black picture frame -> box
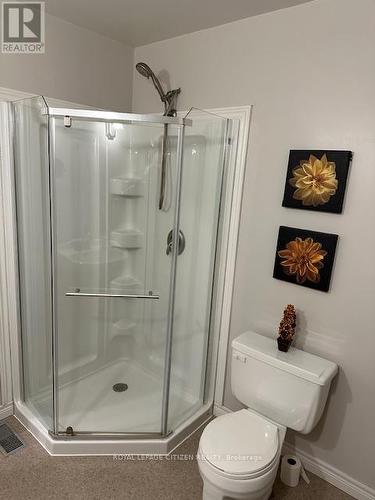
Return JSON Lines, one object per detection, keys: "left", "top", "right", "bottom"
{"left": 273, "top": 226, "right": 338, "bottom": 292}
{"left": 282, "top": 150, "right": 352, "bottom": 213}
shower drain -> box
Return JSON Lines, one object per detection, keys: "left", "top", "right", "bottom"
{"left": 113, "top": 383, "right": 128, "bottom": 392}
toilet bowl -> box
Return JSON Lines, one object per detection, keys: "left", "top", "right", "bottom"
{"left": 198, "top": 331, "right": 338, "bottom": 500}
{"left": 198, "top": 409, "right": 286, "bottom": 500}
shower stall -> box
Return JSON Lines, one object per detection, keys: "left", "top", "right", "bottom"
{"left": 12, "top": 96, "right": 234, "bottom": 453}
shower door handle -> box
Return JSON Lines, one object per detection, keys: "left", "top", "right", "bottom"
{"left": 65, "top": 291, "right": 159, "bottom": 299}
{"left": 166, "top": 229, "right": 185, "bottom": 256}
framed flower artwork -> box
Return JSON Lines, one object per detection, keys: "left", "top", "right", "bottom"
{"left": 282, "top": 150, "right": 352, "bottom": 213}
{"left": 273, "top": 226, "right": 338, "bottom": 292}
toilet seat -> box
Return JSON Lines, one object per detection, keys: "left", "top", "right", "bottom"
{"left": 199, "top": 410, "right": 279, "bottom": 479}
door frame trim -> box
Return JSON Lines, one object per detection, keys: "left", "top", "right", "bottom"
{"left": 0, "top": 102, "right": 18, "bottom": 413}
{"left": 0, "top": 92, "right": 33, "bottom": 414}
{"left": 205, "top": 106, "right": 252, "bottom": 407}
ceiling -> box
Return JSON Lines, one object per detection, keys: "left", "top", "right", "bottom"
{"left": 45, "top": 0, "right": 315, "bottom": 47}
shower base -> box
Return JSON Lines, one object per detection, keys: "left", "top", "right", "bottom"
{"left": 14, "top": 360, "right": 212, "bottom": 455}
{"left": 56, "top": 360, "right": 195, "bottom": 433}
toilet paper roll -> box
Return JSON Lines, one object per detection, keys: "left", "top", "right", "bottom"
{"left": 280, "top": 455, "right": 309, "bottom": 487}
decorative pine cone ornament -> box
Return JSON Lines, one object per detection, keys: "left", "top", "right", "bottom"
{"left": 277, "top": 304, "right": 296, "bottom": 352}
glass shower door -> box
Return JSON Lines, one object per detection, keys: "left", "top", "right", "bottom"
{"left": 167, "top": 109, "right": 229, "bottom": 430}
{"left": 51, "top": 116, "right": 181, "bottom": 435}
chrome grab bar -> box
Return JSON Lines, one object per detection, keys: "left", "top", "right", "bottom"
{"left": 65, "top": 292, "right": 159, "bottom": 299}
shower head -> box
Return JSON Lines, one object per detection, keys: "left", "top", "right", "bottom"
{"left": 136, "top": 61, "right": 181, "bottom": 116}
{"left": 135, "top": 62, "right": 153, "bottom": 79}
{"left": 136, "top": 62, "right": 166, "bottom": 104}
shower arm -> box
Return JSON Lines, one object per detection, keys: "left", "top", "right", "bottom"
{"left": 163, "top": 88, "right": 181, "bottom": 117}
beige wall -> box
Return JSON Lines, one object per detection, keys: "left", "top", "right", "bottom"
{"left": 0, "top": 14, "right": 133, "bottom": 110}
{"left": 133, "top": 0, "right": 375, "bottom": 490}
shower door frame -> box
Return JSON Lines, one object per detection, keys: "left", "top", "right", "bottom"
{"left": 45, "top": 106, "right": 192, "bottom": 439}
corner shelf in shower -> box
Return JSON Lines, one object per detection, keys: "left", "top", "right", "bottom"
{"left": 109, "top": 318, "right": 137, "bottom": 340}
{"left": 58, "top": 240, "right": 124, "bottom": 265}
{"left": 110, "top": 230, "right": 144, "bottom": 249}
{"left": 110, "top": 177, "right": 144, "bottom": 197}
{"left": 110, "top": 275, "right": 143, "bottom": 293}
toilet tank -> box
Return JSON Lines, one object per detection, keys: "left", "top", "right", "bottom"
{"left": 231, "top": 331, "right": 338, "bottom": 434}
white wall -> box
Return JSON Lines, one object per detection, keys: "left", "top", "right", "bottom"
{"left": 0, "top": 14, "right": 133, "bottom": 111}
{"left": 133, "top": 0, "right": 375, "bottom": 492}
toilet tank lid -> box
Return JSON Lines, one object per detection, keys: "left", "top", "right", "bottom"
{"left": 232, "top": 332, "right": 338, "bottom": 386}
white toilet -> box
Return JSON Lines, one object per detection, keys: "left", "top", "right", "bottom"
{"left": 198, "top": 331, "right": 338, "bottom": 500}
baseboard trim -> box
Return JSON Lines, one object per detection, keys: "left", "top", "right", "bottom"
{"left": 0, "top": 402, "right": 13, "bottom": 420}
{"left": 214, "top": 405, "right": 374, "bottom": 500}
{"left": 282, "top": 442, "right": 375, "bottom": 500}
{"left": 213, "top": 404, "right": 232, "bottom": 416}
